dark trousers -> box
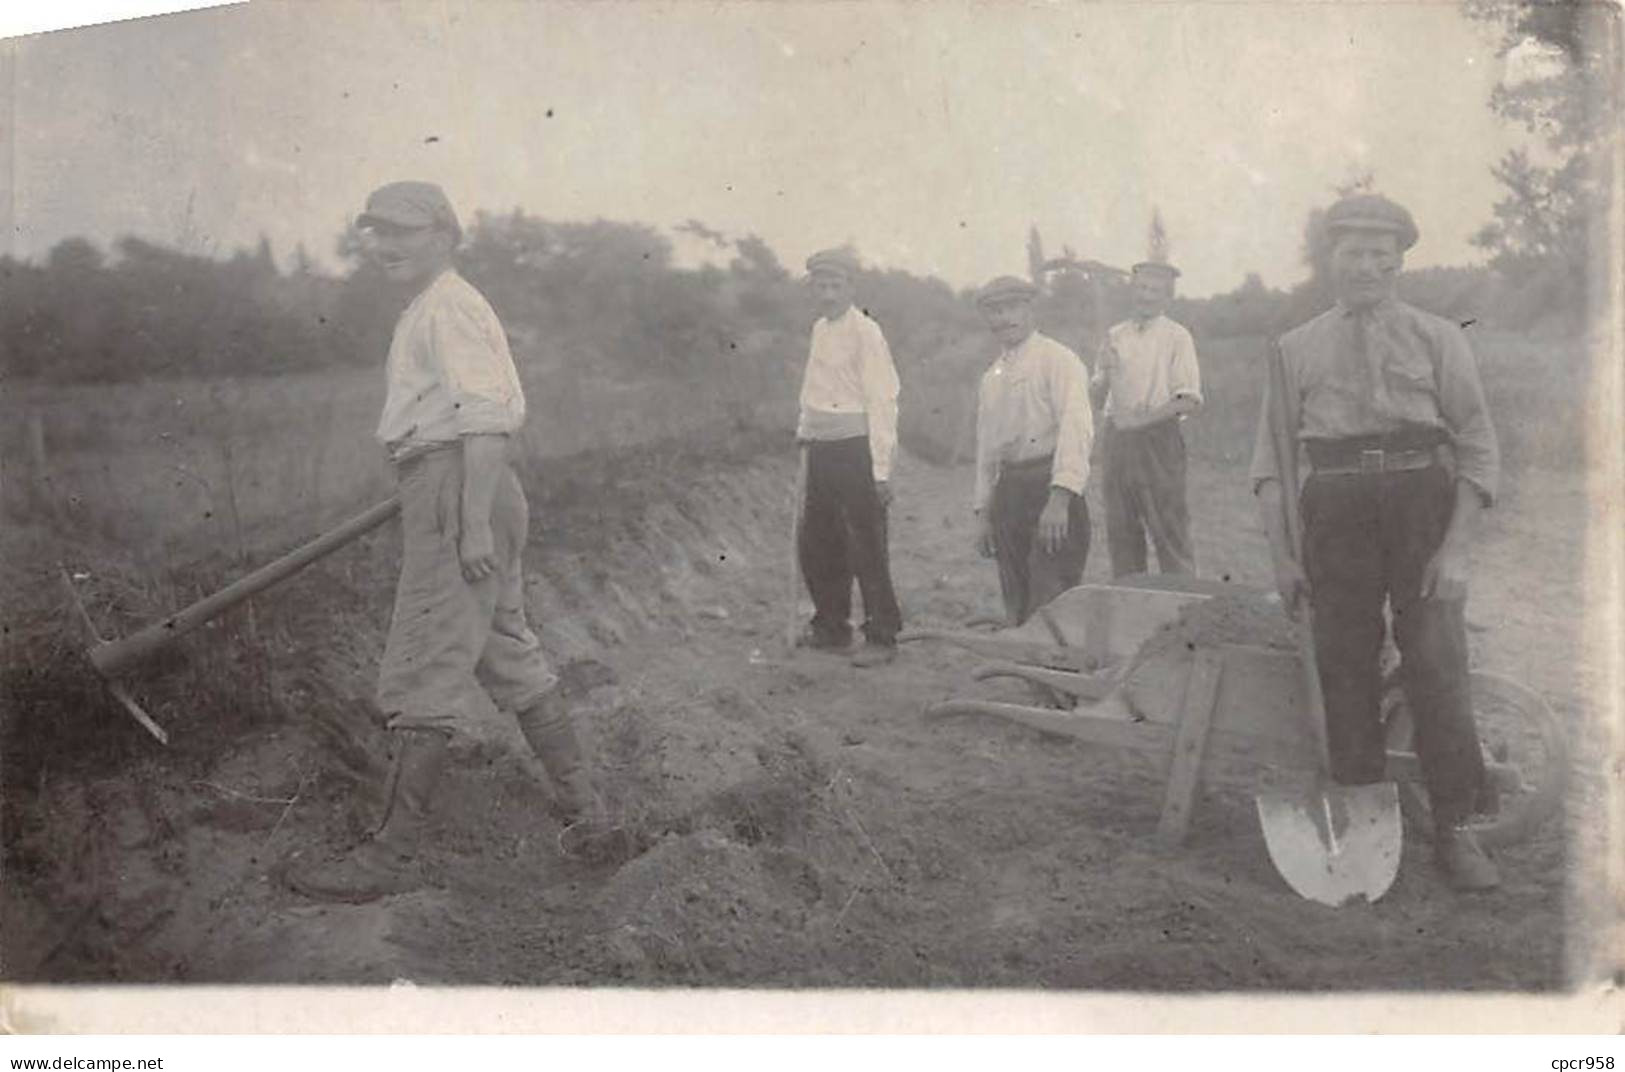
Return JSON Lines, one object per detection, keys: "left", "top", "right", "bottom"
{"left": 991, "top": 455, "right": 1091, "bottom": 626}
{"left": 798, "top": 437, "right": 903, "bottom": 645}
{"left": 1103, "top": 419, "right": 1196, "bottom": 577}
{"left": 1301, "top": 464, "right": 1486, "bottom": 826}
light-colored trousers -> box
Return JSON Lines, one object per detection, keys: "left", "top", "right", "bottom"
{"left": 377, "top": 446, "right": 557, "bottom": 732}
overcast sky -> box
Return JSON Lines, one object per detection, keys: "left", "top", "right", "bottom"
{"left": 3, "top": 1, "right": 1534, "bottom": 297}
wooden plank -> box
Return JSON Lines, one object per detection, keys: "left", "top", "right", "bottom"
{"left": 897, "top": 630, "right": 1093, "bottom": 672}
{"left": 926, "top": 699, "right": 1169, "bottom": 752}
{"left": 971, "top": 661, "right": 1118, "bottom": 701}
{"left": 1157, "top": 647, "right": 1224, "bottom": 845}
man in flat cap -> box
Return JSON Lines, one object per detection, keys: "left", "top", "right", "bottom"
{"left": 973, "top": 275, "right": 1094, "bottom": 625}
{"left": 1092, "top": 260, "right": 1202, "bottom": 578}
{"left": 1251, "top": 192, "right": 1502, "bottom": 891}
{"left": 794, "top": 247, "right": 904, "bottom": 667}
{"left": 288, "top": 181, "right": 618, "bottom": 903}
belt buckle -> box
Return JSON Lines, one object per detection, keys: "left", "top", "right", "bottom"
{"left": 1359, "top": 448, "right": 1385, "bottom": 474}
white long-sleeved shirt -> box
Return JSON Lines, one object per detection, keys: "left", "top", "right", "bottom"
{"left": 376, "top": 269, "right": 526, "bottom": 458}
{"left": 974, "top": 331, "right": 1094, "bottom": 512}
{"left": 1095, "top": 314, "right": 1202, "bottom": 419}
{"left": 796, "top": 305, "right": 901, "bottom": 482}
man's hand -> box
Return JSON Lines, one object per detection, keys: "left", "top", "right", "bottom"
{"left": 1421, "top": 541, "right": 1469, "bottom": 602}
{"left": 975, "top": 513, "right": 996, "bottom": 558}
{"left": 874, "top": 479, "right": 893, "bottom": 509}
{"left": 459, "top": 522, "right": 498, "bottom": 582}
{"left": 1272, "top": 555, "right": 1310, "bottom": 620}
{"left": 1037, "top": 489, "right": 1071, "bottom": 554}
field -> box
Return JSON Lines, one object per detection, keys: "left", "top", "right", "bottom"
{"left": 0, "top": 330, "right": 1614, "bottom": 999}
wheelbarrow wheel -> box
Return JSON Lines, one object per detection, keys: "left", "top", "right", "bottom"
{"left": 1381, "top": 670, "right": 1568, "bottom": 849}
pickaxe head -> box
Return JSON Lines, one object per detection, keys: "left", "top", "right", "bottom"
{"left": 60, "top": 566, "right": 169, "bottom": 745}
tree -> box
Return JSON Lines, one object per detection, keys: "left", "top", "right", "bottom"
{"left": 1146, "top": 207, "right": 1170, "bottom": 264}
{"left": 1465, "top": 0, "right": 1620, "bottom": 324}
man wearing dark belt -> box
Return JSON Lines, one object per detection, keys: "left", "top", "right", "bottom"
{"left": 795, "top": 247, "right": 904, "bottom": 668}
{"left": 1093, "top": 260, "right": 1202, "bottom": 577}
{"left": 973, "top": 275, "right": 1094, "bottom": 626}
{"left": 287, "top": 181, "right": 617, "bottom": 903}
{"left": 1250, "top": 193, "right": 1502, "bottom": 892}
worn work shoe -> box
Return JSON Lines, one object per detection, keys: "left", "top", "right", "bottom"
{"left": 1435, "top": 823, "right": 1501, "bottom": 892}
{"left": 283, "top": 838, "right": 423, "bottom": 904}
{"left": 285, "top": 727, "right": 451, "bottom": 904}
{"left": 798, "top": 626, "right": 854, "bottom": 653}
{"left": 515, "top": 690, "right": 628, "bottom": 863}
{"left": 850, "top": 643, "right": 897, "bottom": 668}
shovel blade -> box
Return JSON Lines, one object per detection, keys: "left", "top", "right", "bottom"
{"left": 1256, "top": 782, "right": 1402, "bottom": 906}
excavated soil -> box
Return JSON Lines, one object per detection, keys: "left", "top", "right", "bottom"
{"left": 0, "top": 434, "right": 1601, "bottom": 993}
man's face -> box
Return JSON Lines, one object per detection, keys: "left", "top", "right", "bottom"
{"left": 981, "top": 296, "right": 1036, "bottom": 349}
{"left": 810, "top": 272, "right": 854, "bottom": 320}
{"left": 1330, "top": 230, "right": 1402, "bottom": 310}
{"left": 1131, "top": 272, "right": 1173, "bottom": 319}
{"left": 361, "top": 220, "right": 454, "bottom": 288}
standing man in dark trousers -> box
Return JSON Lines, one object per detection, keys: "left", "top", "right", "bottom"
{"left": 795, "top": 247, "right": 904, "bottom": 668}
{"left": 973, "top": 276, "right": 1094, "bottom": 626}
{"left": 1251, "top": 193, "right": 1501, "bottom": 892}
{"left": 1093, "top": 260, "right": 1202, "bottom": 577}
{"left": 287, "top": 181, "right": 617, "bottom": 903}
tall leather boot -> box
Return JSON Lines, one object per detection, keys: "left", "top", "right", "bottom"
{"left": 286, "top": 727, "right": 451, "bottom": 903}
{"left": 514, "top": 690, "right": 622, "bottom": 861}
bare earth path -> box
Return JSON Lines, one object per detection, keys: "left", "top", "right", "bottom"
{"left": 10, "top": 446, "right": 1598, "bottom": 993}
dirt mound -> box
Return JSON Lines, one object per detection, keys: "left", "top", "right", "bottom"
{"left": 1130, "top": 590, "right": 1298, "bottom": 664}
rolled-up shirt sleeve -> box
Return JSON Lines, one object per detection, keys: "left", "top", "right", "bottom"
{"left": 1249, "top": 343, "right": 1291, "bottom": 493}
{"left": 860, "top": 319, "right": 901, "bottom": 482}
{"left": 1433, "top": 322, "right": 1499, "bottom": 506}
{"left": 1048, "top": 347, "right": 1093, "bottom": 496}
{"left": 1171, "top": 325, "right": 1203, "bottom": 403}
{"left": 973, "top": 376, "right": 997, "bottom": 513}
{"left": 429, "top": 301, "right": 525, "bottom": 437}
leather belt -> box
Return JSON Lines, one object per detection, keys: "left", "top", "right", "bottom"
{"left": 999, "top": 452, "right": 1055, "bottom": 477}
{"left": 1310, "top": 447, "right": 1438, "bottom": 476}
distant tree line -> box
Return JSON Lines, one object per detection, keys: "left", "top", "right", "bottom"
{"left": 0, "top": 199, "right": 1583, "bottom": 388}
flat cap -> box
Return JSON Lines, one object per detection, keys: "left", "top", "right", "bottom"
{"left": 1323, "top": 193, "right": 1418, "bottom": 251}
{"left": 976, "top": 275, "right": 1039, "bottom": 306}
{"left": 357, "top": 181, "right": 462, "bottom": 241}
{"left": 1131, "top": 261, "right": 1181, "bottom": 279}
{"left": 806, "top": 247, "right": 861, "bottom": 278}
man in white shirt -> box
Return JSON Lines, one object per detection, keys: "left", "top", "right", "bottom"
{"left": 288, "top": 181, "right": 618, "bottom": 903}
{"left": 1092, "top": 261, "right": 1202, "bottom": 578}
{"left": 795, "top": 247, "right": 903, "bottom": 668}
{"left": 973, "top": 276, "right": 1094, "bottom": 625}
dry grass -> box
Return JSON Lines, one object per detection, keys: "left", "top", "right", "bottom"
{"left": 0, "top": 356, "right": 794, "bottom": 568}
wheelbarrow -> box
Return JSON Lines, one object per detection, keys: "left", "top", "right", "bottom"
{"left": 904, "top": 580, "right": 1567, "bottom": 899}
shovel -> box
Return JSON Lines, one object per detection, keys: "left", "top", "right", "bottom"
{"left": 1255, "top": 613, "right": 1402, "bottom": 905}
{"left": 1254, "top": 339, "right": 1401, "bottom": 906}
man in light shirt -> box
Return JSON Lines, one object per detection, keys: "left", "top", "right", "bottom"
{"left": 795, "top": 247, "right": 903, "bottom": 668}
{"left": 288, "top": 181, "right": 618, "bottom": 903}
{"left": 1092, "top": 260, "right": 1202, "bottom": 578}
{"left": 1250, "top": 193, "right": 1501, "bottom": 891}
{"left": 973, "top": 276, "right": 1094, "bottom": 626}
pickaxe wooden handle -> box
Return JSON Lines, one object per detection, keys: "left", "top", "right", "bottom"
{"left": 88, "top": 495, "right": 401, "bottom": 679}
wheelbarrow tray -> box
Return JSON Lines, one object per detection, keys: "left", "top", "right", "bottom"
{"left": 930, "top": 642, "right": 1322, "bottom": 843}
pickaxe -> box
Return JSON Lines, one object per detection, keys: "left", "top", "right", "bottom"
{"left": 62, "top": 496, "right": 402, "bottom": 744}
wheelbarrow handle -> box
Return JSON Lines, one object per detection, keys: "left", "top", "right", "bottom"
{"left": 89, "top": 496, "right": 402, "bottom": 678}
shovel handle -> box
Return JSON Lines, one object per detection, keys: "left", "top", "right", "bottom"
{"left": 785, "top": 445, "right": 808, "bottom": 652}
{"left": 89, "top": 496, "right": 401, "bottom": 678}
{"left": 1265, "top": 340, "right": 1333, "bottom": 772}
